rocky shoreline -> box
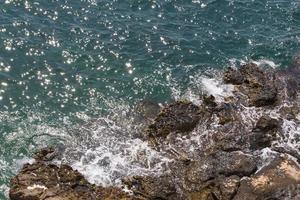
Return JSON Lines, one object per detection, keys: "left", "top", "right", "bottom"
{"left": 9, "top": 59, "right": 300, "bottom": 200}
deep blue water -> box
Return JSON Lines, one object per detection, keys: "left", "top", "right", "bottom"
{"left": 0, "top": 0, "right": 300, "bottom": 198}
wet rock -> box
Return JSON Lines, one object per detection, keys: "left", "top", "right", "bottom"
{"left": 183, "top": 151, "right": 256, "bottom": 188}
{"left": 123, "top": 151, "right": 256, "bottom": 200}
{"left": 33, "top": 144, "right": 66, "bottom": 162}
{"left": 248, "top": 86, "right": 277, "bottom": 107}
{"left": 276, "top": 57, "right": 300, "bottom": 100}
{"left": 286, "top": 77, "right": 300, "bottom": 99}
{"left": 223, "top": 67, "right": 244, "bottom": 85}
{"left": 123, "top": 175, "right": 178, "bottom": 200}
{"left": 249, "top": 116, "right": 280, "bottom": 150}
{"left": 213, "top": 175, "right": 240, "bottom": 200}
{"left": 216, "top": 103, "right": 238, "bottom": 125}
{"left": 292, "top": 55, "right": 300, "bottom": 68}
{"left": 224, "top": 63, "right": 278, "bottom": 107}
{"left": 147, "top": 101, "right": 200, "bottom": 142}
{"left": 135, "top": 100, "right": 161, "bottom": 123}
{"left": 254, "top": 116, "right": 279, "bottom": 131}
{"left": 233, "top": 156, "right": 300, "bottom": 200}
{"left": 190, "top": 175, "right": 240, "bottom": 200}
{"left": 33, "top": 147, "right": 58, "bottom": 162}
{"left": 239, "top": 64, "right": 277, "bottom": 107}
{"left": 9, "top": 162, "right": 137, "bottom": 200}
{"left": 179, "top": 152, "right": 255, "bottom": 198}
{"left": 202, "top": 95, "right": 218, "bottom": 109}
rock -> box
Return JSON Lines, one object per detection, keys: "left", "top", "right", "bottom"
{"left": 216, "top": 103, "right": 238, "bottom": 125}
{"left": 33, "top": 147, "right": 58, "bottom": 162}
{"left": 248, "top": 116, "right": 279, "bottom": 150}
{"left": 96, "top": 186, "right": 140, "bottom": 200}
{"left": 214, "top": 176, "right": 240, "bottom": 200}
{"left": 249, "top": 86, "right": 277, "bottom": 107}
{"left": 278, "top": 105, "right": 300, "bottom": 120}
{"left": 147, "top": 101, "right": 200, "bottom": 142}
{"left": 223, "top": 67, "right": 244, "bottom": 85}
{"left": 239, "top": 63, "right": 267, "bottom": 84}
{"left": 233, "top": 156, "right": 300, "bottom": 200}
{"left": 9, "top": 162, "right": 137, "bottom": 200}
{"left": 202, "top": 95, "right": 218, "bottom": 109}
{"left": 179, "top": 151, "right": 256, "bottom": 198}
{"left": 224, "top": 63, "right": 278, "bottom": 107}
{"left": 254, "top": 116, "right": 279, "bottom": 131}
{"left": 33, "top": 144, "right": 66, "bottom": 162}
{"left": 291, "top": 55, "right": 300, "bottom": 70}
{"left": 183, "top": 151, "right": 256, "bottom": 199}
{"left": 192, "top": 175, "right": 240, "bottom": 200}
{"left": 210, "top": 115, "right": 280, "bottom": 153}
{"left": 123, "top": 151, "right": 256, "bottom": 200}
{"left": 123, "top": 175, "right": 178, "bottom": 200}
{"left": 184, "top": 151, "right": 256, "bottom": 188}
{"left": 135, "top": 100, "right": 161, "bottom": 124}
{"left": 239, "top": 64, "right": 277, "bottom": 107}
{"left": 276, "top": 56, "right": 300, "bottom": 100}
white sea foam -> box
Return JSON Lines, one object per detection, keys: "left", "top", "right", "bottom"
{"left": 252, "top": 59, "right": 278, "bottom": 69}
{"left": 278, "top": 119, "right": 300, "bottom": 152}
{"left": 27, "top": 184, "right": 47, "bottom": 190}
{"left": 15, "top": 157, "right": 35, "bottom": 168}
{"left": 59, "top": 102, "right": 171, "bottom": 186}
{"left": 71, "top": 139, "right": 170, "bottom": 186}
{"left": 200, "top": 77, "right": 234, "bottom": 102}
{"left": 0, "top": 184, "right": 9, "bottom": 198}
{"left": 229, "top": 58, "right": 278, "bottom": 69}
{"left": 257, "top": 148, "right": 278, "bottom": 171}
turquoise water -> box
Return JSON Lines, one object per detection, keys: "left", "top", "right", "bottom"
{"left": 0, "top": 0, "right": 300, "bottom": 198}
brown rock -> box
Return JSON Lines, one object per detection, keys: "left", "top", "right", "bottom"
{"left": 249, "top": 116, "right": 279, "bottom": 150}
{"left": 33, "top": 147, "right": 57, "bottom": 162}
{"left": 9, "top": 162, "right": 137, "bottom": 200}
{"left": 181, "top": 151, "right": 256, "bottom": 197}
{"left": 223, "top": 67, "right": 244, "bottom": 85}
{"left": 224, "top": 63, "right": 278, "bottom": 107}
{"left": 147, "top": 101, "right": 200, "bottom": 142}
{"left": 123, "top": 175, "right": 178, "bottom": 200}
{"left": 233, "top": 156, "right": 300, "bottom": 200}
